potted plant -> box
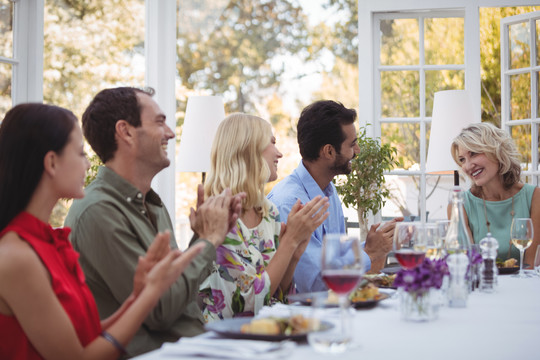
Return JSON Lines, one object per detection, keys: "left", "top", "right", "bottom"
{"left": 334, "top": 125, "right": 398, "bottom": 238}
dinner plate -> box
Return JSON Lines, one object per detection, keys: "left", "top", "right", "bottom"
{"left": 288, "top": 291, "right": 390, "bottom": 309}
{"left": 497, "top": 266, "right": 520, "bottom": 275}
{"left": 205, "top": 317, "right": 334, "bottom": 341}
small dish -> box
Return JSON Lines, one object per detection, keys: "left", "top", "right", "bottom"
{"left": 205, "top": 317, "right": 334, "bottom": 342}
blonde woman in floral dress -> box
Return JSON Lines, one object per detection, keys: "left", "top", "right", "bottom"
{"left": 199, "top": 113, "right": 329, "bottom": 322}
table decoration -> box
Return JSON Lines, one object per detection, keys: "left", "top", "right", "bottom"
{"left": 394, "top": 258, "right": 448, "bottom": 321}
{"left": 468, "top": 244, "right": 483, "bottom": 291}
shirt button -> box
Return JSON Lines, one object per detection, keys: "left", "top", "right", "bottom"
{"left": 141, "top": 210, "right": 146, "bottom": 214}
{"left": 127, "top": 197, "right": 132, "bottom": 202}
{"left": 137, "top": 193, "right": 142, "bottom": 199}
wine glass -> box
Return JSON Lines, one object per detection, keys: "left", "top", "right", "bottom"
{"left": 436, "top": 220, "right": 451, "bottom": 257}
{"left": 320, "top": 234, "right": 364, "bottom": 352}
{"left": 510, "top": 218, "right": 534, "bottom": 278}
{"left": 421, "top": 223, "right": 441, "bottom": 260}
{"left": 393, "top": 222, "right": 426, "bottom": 269}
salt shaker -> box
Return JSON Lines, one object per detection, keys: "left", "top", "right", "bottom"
{"left": 479, "top": 232, "right": 499, "bottom": 293}
{"left": 446, "top": 253, "right": 469, "bottom": 308}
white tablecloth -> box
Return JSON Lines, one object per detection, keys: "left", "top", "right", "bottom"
{"left": 134, "top": 275, "right": 540, "bottom": 360}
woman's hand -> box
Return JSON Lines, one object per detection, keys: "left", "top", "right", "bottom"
{"left": 133, "top": 231, "right": 172, "bottom": 296}
{"left": 143, "top": 242, "right": 206, "bottom": 296}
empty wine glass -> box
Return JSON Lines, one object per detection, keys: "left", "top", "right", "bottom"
{"left": 319, "top": 234, "right": 364, "bottom": 352}
{"left": 393, "top": 222, "right": 426, "bottom": 269}
{"left": 421, "top": 223, "right": 441, "bottom": 260}
{"left": 510, "top": 218, "right": 534, "bottom": 278}
{"left": 437, "top": 220, "right": 451, "bottom": 257}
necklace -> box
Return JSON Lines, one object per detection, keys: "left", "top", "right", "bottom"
{"left": 481, "top": 189, "right": 515, "bottom": 257}
{"left": 481, "top": 193, "right": 515, "bottom": 233}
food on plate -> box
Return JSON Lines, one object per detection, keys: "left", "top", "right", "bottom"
{"left": 497, "top": 258, "right": 518, "bottom": 268}
{"left": 240, "top": 318, "right": 280, "bottom": 335}
{"left": 363, "top": 273, "right": 396, "bottom": 288}
{"left": 240, "top": 315, "right": 316, "bottom": 335}
{"left": 326, "top": 282, "right": 382, "bottom": 304}
{"left": 350, "top": 283, "right": 383, "bottom": 302}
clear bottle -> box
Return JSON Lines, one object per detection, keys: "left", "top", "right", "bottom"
{"left": 445, "top": 186, "right": 474, "bottom": 298}
{"left": 479, "top": 232, "right": 499, "bottom": 293}
{"left": 445, "top": 186, "right": 472, "bottom": 255}
{"left": 446, "top": 253, "right": 469, "bottom": 308}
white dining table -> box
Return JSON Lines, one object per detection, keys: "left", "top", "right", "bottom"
{"left": 134, "top": 275, "right": 540, "bottom": 360}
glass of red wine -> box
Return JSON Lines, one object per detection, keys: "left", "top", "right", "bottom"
{"left": 393, "top": 222, "right": 427, "bottom": 269}
{"left": 320, "top": 233, "right": 364, "bottom": 351}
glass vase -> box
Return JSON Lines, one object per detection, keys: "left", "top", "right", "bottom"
{"left": 399, "top": 289, "right": 438, "bottom": 322}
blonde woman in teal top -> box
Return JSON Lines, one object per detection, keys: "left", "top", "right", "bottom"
{"left": 451, "top": 123, "right": 540, "bottom": 265}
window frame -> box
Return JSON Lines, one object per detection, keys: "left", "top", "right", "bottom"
{"left": 500, "top": 10, "right": 540, "bottom": 185}
{"left": 8, "top": 0, "right": 44, "bottom": 105}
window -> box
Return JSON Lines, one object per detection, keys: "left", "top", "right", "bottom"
{"left": 0, "top": 0, "right": 15, "bottom": 116}
{"left": 374, "top": 11, "right": 466, "bottom": 222}
{"left": 360, "top": 1, "right": 539, "bottom": 224}
{"left": 501, "top": 10, "right": 540, "bottom": 185}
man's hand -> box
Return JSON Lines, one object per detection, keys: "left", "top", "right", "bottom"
{"left": 364, "top": 217, "right": 404, "bottom": 273}
{"left": 191, "top": 184, "right": 245, "bottom": 236}
{"left": 281, "top": 196, "right": 329, "bottom": 254}
{"left": 189, "top": 187, "right": 237, "bottom": 247}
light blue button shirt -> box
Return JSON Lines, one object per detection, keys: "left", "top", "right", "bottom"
{"left": 268, "top": 161, "right": 371, "bottom": 292}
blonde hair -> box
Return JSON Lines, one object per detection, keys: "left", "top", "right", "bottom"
{"left": 451, "top": 122, "right": 521, "bottom": 190}
{"left": 204, "top": 113, "right": 273, "bottom": 216}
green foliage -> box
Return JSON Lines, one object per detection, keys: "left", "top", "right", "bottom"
{"left": 333, "top": 126, "right": 398, "bottom": 219}
{"left": 85, "top": 152, "right": 102, "bottom": 186}
{"left": 176, "top": 0, "right": 311, "bottom": 115}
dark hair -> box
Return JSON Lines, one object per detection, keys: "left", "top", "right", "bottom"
{"left": 297, "top": 100, "right": 357, "bottom": 161}
{"left": 82, "top": 87, "right": 155, "bottom": 163}
{"left": 0, "top": 103, "right": 76, "bottom": 230}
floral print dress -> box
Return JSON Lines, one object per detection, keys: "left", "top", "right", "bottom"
{"left": 198, "top": 201, "right": 285, "bottom": 323}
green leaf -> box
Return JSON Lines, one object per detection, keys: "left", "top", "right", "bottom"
{"left": 333, "top": 125, "right": 398, "bottom": 220}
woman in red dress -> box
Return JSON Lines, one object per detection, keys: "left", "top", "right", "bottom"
{"left": 0, "top": 103, "right": 204, "bottom": 359}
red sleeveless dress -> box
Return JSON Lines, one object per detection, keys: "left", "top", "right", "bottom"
{"left": 0, "top": 212, "right": 101, "bottom": 359}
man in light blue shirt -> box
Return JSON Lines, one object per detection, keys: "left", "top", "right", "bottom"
{"left": 268, "top": 100, "right": 401, "bottom": 292}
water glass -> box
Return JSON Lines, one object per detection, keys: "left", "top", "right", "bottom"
{"left": 307, "top": 292, "right": 352, "bottom": 354}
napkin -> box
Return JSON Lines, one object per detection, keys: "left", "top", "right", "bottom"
{"left": 159, "top": 334, "right": 296, "bottom": 359}
{"left": 258, "top": 303, "right": 341, "bottom": 318}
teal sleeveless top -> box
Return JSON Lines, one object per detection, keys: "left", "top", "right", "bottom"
{"left": 463, "top": 183, "right": 536, "bottom": 261}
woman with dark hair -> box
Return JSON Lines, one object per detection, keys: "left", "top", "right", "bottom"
{"left": 0, "top": 103, "right": 204, "bottom": 359}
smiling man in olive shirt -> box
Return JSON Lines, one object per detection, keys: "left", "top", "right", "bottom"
{"left": 65, "top": 87, "right": 240, "bottom": 357}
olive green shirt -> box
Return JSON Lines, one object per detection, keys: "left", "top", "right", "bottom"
{"left": 65, "top": 166, "right": 215, "bottom": 357}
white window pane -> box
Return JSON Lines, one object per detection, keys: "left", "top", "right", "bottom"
{"left": 381, "top": 122, "right": 419, "bottom": 170}
{"left": 0, "top": 62, "right": 11, "bottom": 118}
{"left": 510, "top": 124, "right": 531, "bottom": 170}
{"left": 380, "top": 18, "right": 419, "bottom": 66}
{"left": 424, "top": 17, "right": 464, "bottom": 65}
{"left": 509, "top": 21, "right": 530, "bottom": 69}
{"left": 510, "top": 73, "right": 531, "bottom": 120}
{"left": 380, "top": 71, "right": 419, "bottom": 118}
{"left": 0, "top": 0, "right": 13, "bottom": 58}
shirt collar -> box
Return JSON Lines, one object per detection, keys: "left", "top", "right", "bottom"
{"left": 296, "top": 161, "right": 335, "bottom": 199}
{"left": 96, "top": 166, "right": 163, "bottom": 206}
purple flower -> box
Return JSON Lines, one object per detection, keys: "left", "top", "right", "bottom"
{"left": 216, "top": 246, "right": 245, "bottom": 271}
{"left": 394, "top": 258, "right": 449, "bottom": 295}
{"left": 206, "top": 289, "right": 226, "bottom": 313}
{"left": 253, "top": 274, "right": 265, "bottom": 294}
{"left": 470, "top": 247, "right": 483, "bottom": 265}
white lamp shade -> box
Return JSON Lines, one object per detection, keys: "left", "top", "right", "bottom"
{"left": 426, "top": 90, "right": 479, "bottom": 174}
{"left": 177, "top": 96, "right": 225, "bottom": 173}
